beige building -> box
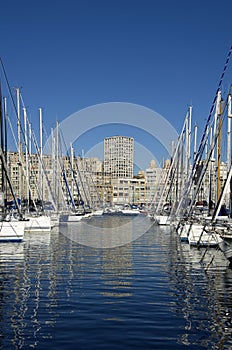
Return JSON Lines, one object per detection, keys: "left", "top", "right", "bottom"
{"left": 3, "top": 150, "right": 230, "bottom": 211}
{"left": 111, "top": 177, "right": 146, "bottom": 207}
{"left": 145, "top": 160, "right": 166, "bottom": 206}
{"left": 104, "top": 136, "right": 134, "bottom": 179}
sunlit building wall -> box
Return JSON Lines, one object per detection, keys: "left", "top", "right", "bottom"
{"left": 104, "top": 136, "right": 134, "bottom": 179}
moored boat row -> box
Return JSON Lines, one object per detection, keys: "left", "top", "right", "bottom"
{"left": 149, "top": 49, "right": 232, "bottom": 266}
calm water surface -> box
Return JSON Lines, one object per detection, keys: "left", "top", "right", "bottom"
{"left": 0, "top": 215, "right": 232, "bottom": 349}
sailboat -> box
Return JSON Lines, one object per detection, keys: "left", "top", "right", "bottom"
{"left": 0, "top": 86, "right": 25, "bottom": 241}
{"left": 152, "top": 106, "right": 193, "bottom": 226}
{"left": 13, "top": 93, "right": 52, "bottom": 233}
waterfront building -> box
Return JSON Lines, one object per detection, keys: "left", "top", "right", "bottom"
{"left": 104, "top": 136, "right": 134, "bottom": 179}
{"left": 61, "top": 155, "right": 104, "bottom": 209}
{"left": 145, "top": 160, "right": 165, "bottom": 206}
{"left": 3, "top": 145, "right": 229, "bottom": 212}
{"left": 111, "top": 177, "right": 146, "bottom": 207}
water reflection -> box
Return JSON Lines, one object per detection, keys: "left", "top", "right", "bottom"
{"left": 168, "top": 229, "right": 232, "bottom": 348}
{"left": 1, "top": 219, "right": 232, "bottom": 348}
{"left": 100, "top": 245, "right": 133, "bottom": 299}
{"left": 60, "top": 214, "right": 152, "bottom": 248}
{"left": 0, "top": 242, "right": 24, "bottom": 263}
{"left": 0, "top": 241, "right": 24, "bottom": 349}
{"left": 0, "top": 231, "right": 53, "bottom": 349}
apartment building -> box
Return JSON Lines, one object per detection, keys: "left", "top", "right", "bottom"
{"left": 145, "top": 160, "right": 166, "bottom": 206}
{"left": 111, "top": 177, "right": 146, "bottom": 206}
{"left": 1, "top": 146, "right": 171, "bottom": 210}
{"left": 104, "top": 136, "right": 134, "bottom": 179}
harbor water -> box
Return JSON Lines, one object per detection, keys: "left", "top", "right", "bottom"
{"left": 0, "top": 215, "right": 232, "bottom": 349}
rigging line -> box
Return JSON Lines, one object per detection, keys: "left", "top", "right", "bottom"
{"left": 0, "top": 84, "right": 4, "bottom": 193}
{"left": 0, "top": 59, "right": 26, "bottom": 141}
{"left": 6, "top": 109, "right": 36, "bottom": 200}
{"left": 0, "top": 59, "right": 59, "bottom": 211}
{"left": 56, "top": 129, "right": 77, "bottom": 209}
{"left": 187, "top": 88, "right": 232, "bottom": 218}
{"left": 196, "top": 45, "right": 232, "bottom": 163}
{"left": 52, "top": 126, "right": 79, "bottom": 209}
{"left": 0, "top": 59, "right": 35, "bottom": 159}
{"left": 53, "top": 126, "right": 72, "bottom": 209}
{"left": 191, "top": 47, "right": 231, "bottom": 169}
{"left": 176, "top": 46, "right": 232, "bottom": 215}
{"left": 30, "top": 124, "right": 58, "bottom": 211}
{"left": 0, "top": 58, "right": 18, "bottom": 114}
{"left": 0, "top": 146, "right": 22, "bottom": 217}
{"left": 58, "top": 128, "right": 91, "bottom": 208}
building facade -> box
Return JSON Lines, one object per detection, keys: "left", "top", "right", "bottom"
{"left": 111, "top": 177, "right": 146, "bottom": 206}
{"left": 104, "top": 136, "right": 134, "bottom": 179}
{"left": 145, "top": 160, "right": 164, "bottom": 206}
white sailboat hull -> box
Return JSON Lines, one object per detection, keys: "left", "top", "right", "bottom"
{"left": 68, "top": 214, "right": 83, "bottom": 222}
{"left": 154, "top": 214, "right": 170, "bottom": 225}
{"left": 121, "top": 209, "right": 140, "bottom": 216}
{"left": 188, "top": 223, "right": 222, "bottom": 247}
{"left": 177, "top": 222, "right": 190, "bottom": 242}
{"left": 0, "top": 220, "right": 25, "bottom": 242}
{"left": 92, "top": 209, "right": 104, "bottom": 216}
{"left": 25, "top": 215, "right": 51, "bottom": 232}
{"left": 60, "top": 213, "right": 83, "bottom": 223}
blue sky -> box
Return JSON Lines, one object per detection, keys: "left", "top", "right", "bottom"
{"left": 1, "top": 0, "right": 232, "bottom": 167}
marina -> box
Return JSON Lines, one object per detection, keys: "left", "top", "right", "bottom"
{"left": 1, "top": 215, "right": 232, "bottom": 349}
{"left": 0, "top": 5, "right": 232, "bottom": 348}
{"left": 1, "top": 53, "right": 232, "bottom": 349}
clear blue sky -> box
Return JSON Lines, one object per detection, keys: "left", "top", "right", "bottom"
{"left": 1, "top": 0, "right": 232, "bottom": 166}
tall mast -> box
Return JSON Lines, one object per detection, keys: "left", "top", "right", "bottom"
{"left": 23, "top": 107, "right": 29, "bottom": 210}
{"left": 193, "top": 124, "right": 197, "bottom": 161}
{"left": 3, "top": 97, "right": 8, "bottom": 201}
{"left": 51, "top": 128, "right": 55, "bottom": 201}
{"left": 39, "top": 107, "right": 43, "bottom": 202}
{"left": 56, "top": 121, "right": 59, "bottom": 209}
{"left": 70, "top": 142, "right": 74, "bottom": 199}
{"left": 188, "top": 105, "right": 192, "bottom": 173}
{"left": 185, "top": 106, "right": 192, "bottom": 180}
{"left": 3, "top": 98, "right": 7, "bottom": 160}
{"left": 227, "top": 94, "right": 232, "bottom": 170}
{"left": 16, "top": 88, "right": 21, "bottom": 208}
{"left": 208, "top": 125, "right": 214, "bottom": 215}
{"left": 185, "top": 110, "right": 189, "bottom": 178}
{"left": 217, "top": 96, "right": 223, "bottom": 202}
{"left": 227, "top": 94, "right": 232, "bottom": 215}
{"left": 0, "top": 84, "right": 4, "bottom": 210}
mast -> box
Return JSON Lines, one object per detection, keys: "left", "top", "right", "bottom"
{"left": 193, "top": 125, "right": 197, "bottom": 161}
{"left": 185, "top": 109, "right": 189, "bottom": 179}
{"left": 187, "top": 105, "right": 192, "bottom": 176}
{"left": 0, "top": 85, "right": 4, "bottom": 210}
{"left": 227, "top": 94, "right": 232, "bottom": 169}
{"left": 23, "top": 107, "right": 29, "bottom": 211}
{"left": 39, "top": 107, "right": 43, "bottom": 202}
{"left": 56, "top": 121, "right": 60, "bottom": 210}
{"left": 0, "top": 89, "right": 22, "bottom": 218}
{"left": 70, "top": 142, "right": 74, "bottom": 199}
{"left": 208, "top": 125, "right": 214, "bottom": 215}
{"left": 16, "top": 88, "right": 21, "bottom": 209}
{"left": 212, "top": 165, "right": 232, "bottom": 222}
{"left": 217, "top": 96, "right": 224, "bottom": 202}
{"left": 227, "top": 94, "right": 232, "bottom": 215}
{"left": 51, "top": 127, "right": 55, "bottom": 203}
{"left": 0, "top": 85, "right": 4, "bottom": 195}
{"left": 3, "top": 97, "right": 8, "bottom": 202}
{"left": 28, "top": 120, "right": 32, "bottom": 206}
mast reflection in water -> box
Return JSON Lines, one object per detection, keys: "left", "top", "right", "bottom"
{"left": 0, "top": 216, "right": 232, "bottom": 349}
